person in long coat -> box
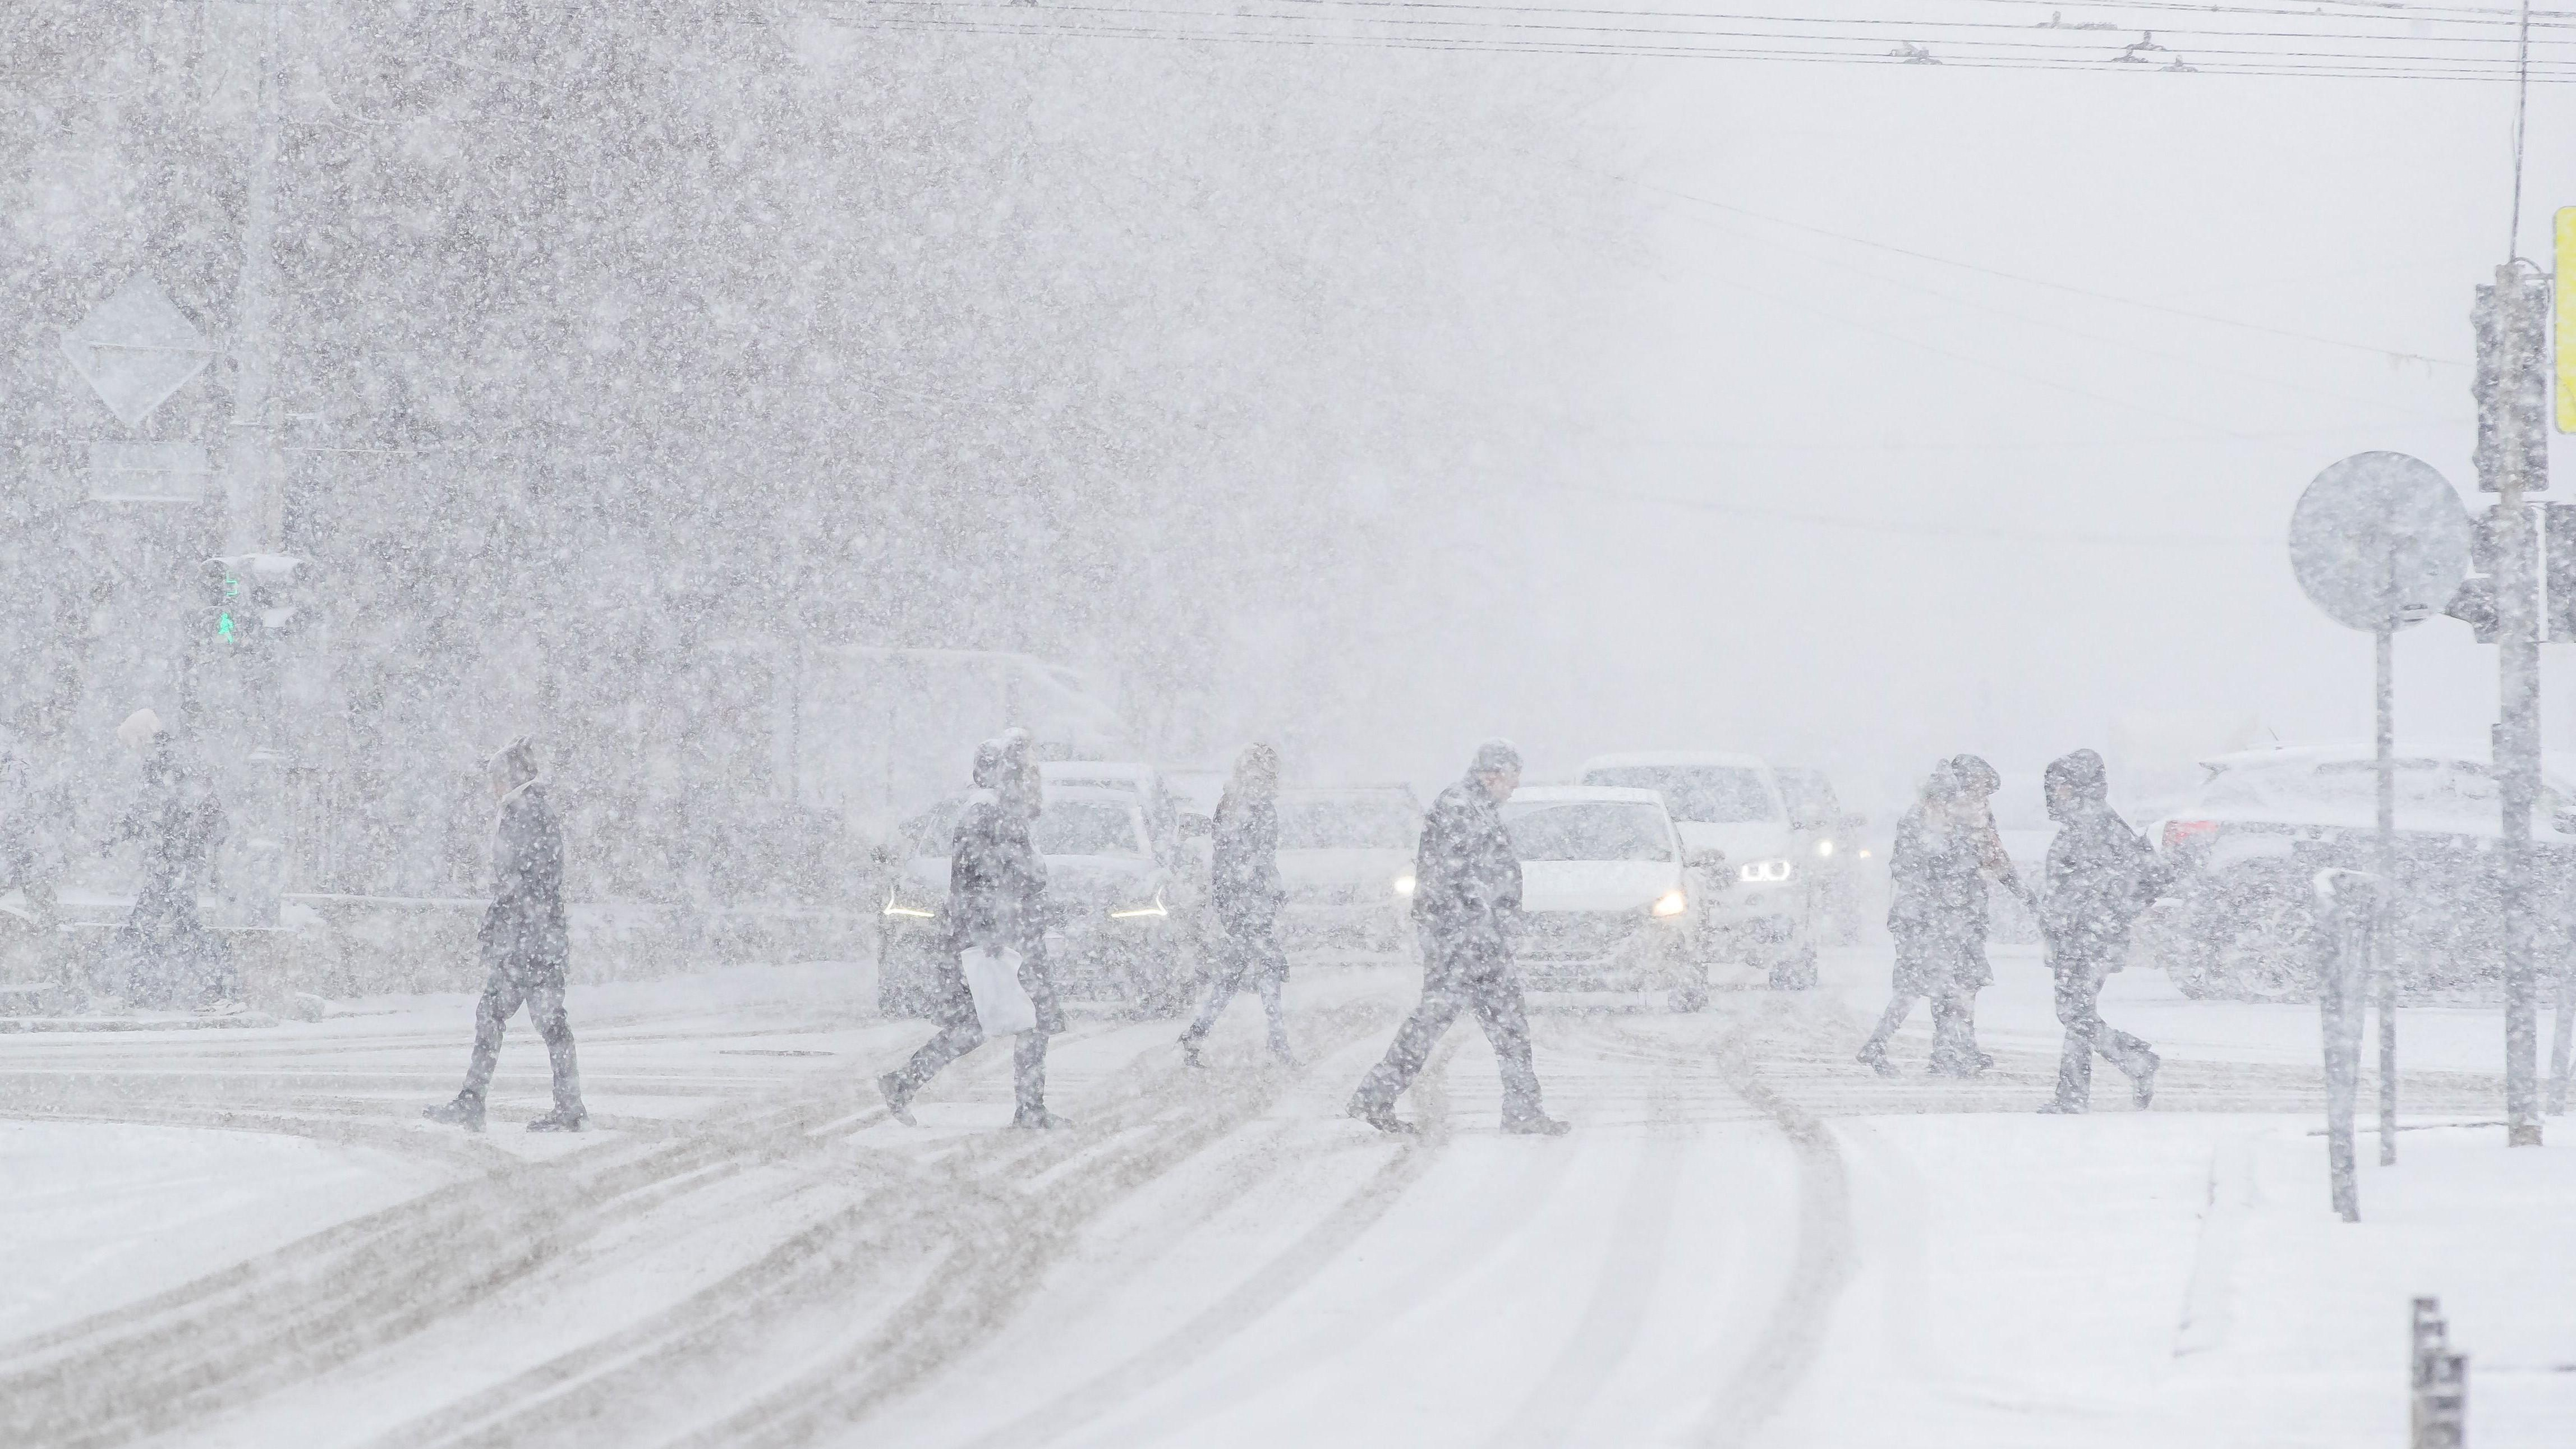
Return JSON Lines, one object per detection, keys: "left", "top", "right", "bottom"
{"left": 878, "top": 730, "right": 1071, "bottom": 1130}
{"left": 1860, "top": 764, "right": 1971, "bottom": 1075}
{"left": 1348, "top": 739, "right": 1567, "bottom": 1135}
{"left": 426, "top": 737, "right": 586, "bottom": 1132}
{"left": 102, "top": 710, "right": 234, "bottom": 1010}
{"left": 1179, "top": 742, "right": 1293, "bottom": 1066}
{"left": 2037, "top": 748, "right": 2165, "bottom": 1112}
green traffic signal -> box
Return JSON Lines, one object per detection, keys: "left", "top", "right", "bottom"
{"left": 215, "top": 574, "right": 240, "bottom": 642}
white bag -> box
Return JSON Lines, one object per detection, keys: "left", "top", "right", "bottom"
{"left": 959, "top": 946, "right": 1038, "bottom": 1038}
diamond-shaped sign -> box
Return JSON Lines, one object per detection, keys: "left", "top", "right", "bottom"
{"left": 62, "top": 273, "right": 214, "bottom": 430}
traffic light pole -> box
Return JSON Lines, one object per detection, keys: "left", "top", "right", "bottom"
{"left": 2481, "top": 262, "right": 2549, "bottom": 1147}
{"left": 2376, "top": 617, "right": 2399, "bottom": 1166}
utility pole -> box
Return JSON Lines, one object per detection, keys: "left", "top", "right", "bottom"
{"left": 223, "top": 0, "right": 284, "bottom": 558}
{"left": 2473, "top": 263, "right": 2552, "bottom": 1147}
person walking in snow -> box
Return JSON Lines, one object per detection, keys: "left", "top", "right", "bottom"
{"left": 426, "top": 737, "right": 587, "bottom": 1132}
{"left": 2036, "top": 748, "right": 2166, "bottom": 1112}
{"left": 1349, "top": 739, "right": 1567, "bottom": 1136}
{"left": 100, "top": 710, "right": 236, "bottom": 1011}
{"left": 878, "top": 730, "right": 1071, "bottom": 1130}
{"left": 1926, "top": 753, "right": 2031, "bottom": 1074}
{"left": 1179, "top": 741, "right": 1294, "bottom": 1066}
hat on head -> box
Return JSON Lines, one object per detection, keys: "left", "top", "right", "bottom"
{"left": 1471, "top": 738, "right": 1522, "bottom": 776}
{"left": 116, "top": 709, "right": 164, "bottom": 757}
{"left": 486, "top": 734, "right": 540, "bottom": 786}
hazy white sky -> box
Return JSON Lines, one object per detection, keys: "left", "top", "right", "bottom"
{"left": 1448, "top": 30, "right": 2574, "bottom": 804}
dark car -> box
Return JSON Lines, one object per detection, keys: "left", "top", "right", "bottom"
{"left": 2142, "top": 746, "right": 2576, "bottom": 1000}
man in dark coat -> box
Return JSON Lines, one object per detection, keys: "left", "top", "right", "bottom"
{"left": 2037, "top": 748, "right": 2164, "bottom": 1112}
{"left": 1180, "top": 741, "right": 1292, "bottom": 1065}
{"left": 1860, "top": 757, "right": 2028, "bottom": 1077}
{"left": 102, "top": 710, "right": 235, "bottom": 1010}
{"left": 426, "top": 737, "right": 586, "bottom": 1132}
{"left": 878, "top": 730, "right": 1071, "bottom": 1130}
{"left": 1349, "top": 739, "right": 1567, "bottom": 1135}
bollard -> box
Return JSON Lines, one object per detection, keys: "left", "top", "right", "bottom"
{"left": 2410, "top": 1297, "right": 2470, "bottom": 1448}
{"left": 2315, "top": 870, "right": 2379, "bottom": 1222}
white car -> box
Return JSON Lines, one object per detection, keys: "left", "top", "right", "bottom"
{"left": 1274, "top": 786, "right": 1423, "bottom": 956}
{"left": 1576, "top": 752, "right": 1818, "bottom": 989}
{"left": 1499, "top": 786, "right": 1720, "bottom": 1011}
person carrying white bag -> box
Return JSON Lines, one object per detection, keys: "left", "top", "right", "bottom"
{"left": 878, "top": 732, "right": 1071, "bottom": 1129}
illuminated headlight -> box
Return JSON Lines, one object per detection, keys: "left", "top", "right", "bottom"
{"left": 1815, "top": 840, "right": 1835, "bottom": 858}
{"left": 882, "top": 895, "right": 936, "bottom": 919}
{"left": 1738, "top": 858, "right": 1793, "bottom": 885}
{"left": 1108, "top": 893, "right": 1168, "bottom": 920}
{"left": 1650, "top": 889, "right": 1688, "bottom": 918}
{"left": 1858, "top": 848, "right": 1872, "bottom": 859}
{"left": 1393, "top": 874, "right": 1416, "bottom": 896}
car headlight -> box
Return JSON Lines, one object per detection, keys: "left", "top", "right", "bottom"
{"left": 1738, "top": 858, "right": 1793, "bottom": 884}
{"left": 1815, "top": 840, "right": 1835, "bottom": 858}
{"left": 882, "top": 895, "right": 936, "bottom": 919}
{"left": 1393, "top": 874, "right": 1416, "bottom": 896}
{"left": 1108, "top": 892, "right": 1167, "bottom": 920}
{"left": 1650, "top": 889, "right": 1687, "bottom": 918}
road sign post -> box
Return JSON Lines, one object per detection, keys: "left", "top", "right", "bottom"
{"left": 2289, "top": 451, "right": 2475, "bottom": 1169}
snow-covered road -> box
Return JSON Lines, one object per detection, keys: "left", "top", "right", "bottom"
{"left": 2, "top": 951, "right": 2568, "bottom": 1448}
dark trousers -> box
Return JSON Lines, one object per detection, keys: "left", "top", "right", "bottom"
{"left": 1354, "top": 934, "right": 1544, "bottom": 1119}
{"left": 461, "top": 963, "right": 582, "bottom": 1115}
{"left": 1181, "top": 919, "right": 1289, "bottom": 1053}
{"left": 2051, "top": 957, "right": 2154, "bottom": 1107}
{"left": 890, "top": 946, "right": 1061, "bottom": 1117}
{"left": 892, "top": 1024, "right": 1050, "bottom": 1117}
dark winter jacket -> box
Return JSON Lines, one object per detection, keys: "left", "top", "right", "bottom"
{"left": 480, "top": 780, "right": 570, "bottom": 976}
{"left": 2040, "top": 750, "right": 2169, "bottom": 969}
{"left": 946, "top": 792, "right": 1048, "bottom": 957}
{"left": 1211, "top": 792, "right": 1284, "bottom": 935}
{"left": 113, "top": 748, "right": 228, "bottom": 910}
{"left": 1885, "top": 803, "right": 1985, "bottom": 943}
{"left": 1412, "top": 776, "right": 1521, "bottom": 954}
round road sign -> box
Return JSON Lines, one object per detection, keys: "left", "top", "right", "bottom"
{"left": 2288, "top": 452, "right": 2472, "bottom": 632}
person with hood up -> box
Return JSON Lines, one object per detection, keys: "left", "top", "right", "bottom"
{"left": 878, "top": 730, "right": 1071, "bottom": 1129}
{"left": 2036, "top": 748, "right": 2166, "bottom": 1112}
{"left": 1861, "top": 756, "right": 2030, "bottom": 1077}
{"left": 1179, "top": 741, "right": 1293, "bottom": 1066}
{"left": 1349, "top": 739, "right": 1567, "bottom": 1135}
{"left": 101, "top": 709, "right": 236, "bottom": 1011}
{"left": 426, "top": 737, "right": 586, "bottom": 1132}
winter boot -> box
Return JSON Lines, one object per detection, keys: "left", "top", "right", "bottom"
{"left": 1010, "top": 1107, "right": 1074, "bottom": 1130}
{"left": 1179, "top": 1037, "right": 1205, "bottom": 1069}
{"left": 1347, "top": 1096, "right": 1416, "bottom": 1135}
{"left": 526, "top": 1107, "right": 587, "bottom": 1133}
{"left": 423, "top": 1093, "right": 486, "bottom": 1132}
{"left": 2132, "top": 1052, "right": 2160, "bottom": 1110}
{"left": 2036, "top": 1099, "right": 2085, "bottom": 1115}
{"left": 877, "top": 1071, "right": 918, "bottom": 1126}
{"left": 1856, "top": 1041, "right": 1898, "bottom": 1077}
{"left": 1502, "top": 1111, "right": 1572, "bottom": 1137}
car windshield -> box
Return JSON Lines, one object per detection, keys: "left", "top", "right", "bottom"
{"left": 1773, "top": 770, "right": 1838, "bottom": 830}
{"left": 1501, "top": 801, "right": 1675, "bottom": 862}
{"left": 1583, "top": 766, "right": 1778, "bottom": 824}
{"left": 1277, "top": 798, "right": 1418, "bottom": 850}
{"left": 1031, "top": 802, "right": 1147, "bottom": 857}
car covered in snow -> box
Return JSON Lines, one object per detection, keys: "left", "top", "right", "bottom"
{"left": 1272, "top": 786, "right": 1423, "bottom": 956}
{"left": 2143, "top": 744, "right": 2576, "bottom": 1000}
{"left": 1772, "top": 766, "right": 1868, "bottom": 943}
{"left": 1499, "top": 786, "right": 1719, "bottom": 1010}
{"left": 1576, "top": 752, "right": 1818, "bottom": 988}
{"left": 877, "top": 784, "right": 1194, "bottom": 1019}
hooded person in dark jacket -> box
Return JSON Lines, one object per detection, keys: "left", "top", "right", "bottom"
{"left": 1860, "top": 756, "right": 2030, "bottom": 1077}
{"left": 427, "top": 736, "right": 585, "bottom": 1132}
{"left": 1179, "top": 741, "right": 1292, "bottom": 1066}
{"left": 102, "top": 710, "right": 235, "bottom": 1010}
{"left": 878, "top": 730, "right": 1071, "bottom": 1130}
{"left": 1349, "top": 739, "right": 1567, "bottom": 1135}
{"left": 2037, "top": 748, "right": 2165, "bottom": 1112}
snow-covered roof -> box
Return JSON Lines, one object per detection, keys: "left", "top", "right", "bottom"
{"left": 1507, "top": 785, "right": 1671, "bottom": 807}
{"left": 1576, "top": 751, "right": 1772, "bottom": 771}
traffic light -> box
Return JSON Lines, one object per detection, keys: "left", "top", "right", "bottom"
{"left": 199, "top": 554, "right": 314, "bottom": 648}
{"left": 2446, "top": 503, "right": 2533, "bottom": 643}
{"left": 2473, "top": 265, "right": 2552, "bottom": 494}
{"left": 2548, "top": 504, "right": 2576, "bottom": 643}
